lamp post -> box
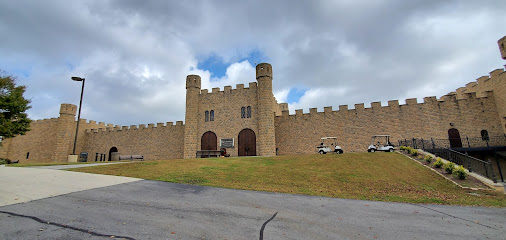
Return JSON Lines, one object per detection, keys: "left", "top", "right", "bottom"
{"left": 71, "top": 76, "right": 85, "bottom": 155}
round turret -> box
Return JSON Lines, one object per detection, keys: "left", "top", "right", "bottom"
{"left": 256, "top": 63, "right": 272, "bottom": 80}
{"left": 255, "top": 62, "right": 276, "bottom": 156}
{"left": 183, "top": 74, "right": 201, "bottom": 159}
{"left": 186, "top": 75, "right": 201, "bottom": 89}
{"left": 59, "top": 103, "right": 77, "bottom": 116}
{"left": 499, "top": 36, "right": 506, "bottom": 60}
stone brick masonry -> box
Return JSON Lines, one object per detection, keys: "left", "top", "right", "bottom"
{"left": 1, "top": 37, "right": 505, "bottom": 163}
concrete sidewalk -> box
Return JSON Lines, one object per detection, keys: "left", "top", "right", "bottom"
{"left": 0, "top": 165, "right": 140, "bottom": 207}
{"left": 28, "top": 161, "right": 134, "bottom": 170}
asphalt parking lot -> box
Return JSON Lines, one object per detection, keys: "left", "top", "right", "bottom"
{"left": 0, "top": 165, "right": 505, "bottom": 239}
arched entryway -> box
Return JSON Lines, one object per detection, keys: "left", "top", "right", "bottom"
{"left": 109, "top": 147, "right": 118, "bottom": 161}
{"left": 201, "top": 131, "right": 217, "bottom": 151}
{"left": 238, "top": 128, "right": 256, "bottom": 156}
{"left": 448, "top": 128, "right": 462, "bottom": 148}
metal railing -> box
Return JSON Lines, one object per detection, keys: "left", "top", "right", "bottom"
{"left": 399, "top": 138, "right": 497, "bottom": 183}
{"left": 429, "top": 135, "right": 506, "bottom": 149}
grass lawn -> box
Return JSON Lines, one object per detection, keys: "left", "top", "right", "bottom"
{"left": 70, "top": 152, "right": 506, "bottom": 207}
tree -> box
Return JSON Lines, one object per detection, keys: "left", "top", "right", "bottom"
{"left": 0, "top": 72, "right": 31, "bottom": 139}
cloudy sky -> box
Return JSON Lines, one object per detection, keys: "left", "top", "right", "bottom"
{"left": 1, "top": 0, "right": 505, "bottom": 126}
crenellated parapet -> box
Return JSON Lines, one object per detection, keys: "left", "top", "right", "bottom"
{"left": 85, "top": 121, "right": 184, "bottom": 134}
{"left": 451, "top": 67, "right": 506, "bottom": 134}
{"left": 199, "top": 82, "right": 259, "bottom": 96}
{"left": 31, "top": 118, "right": 59, "bottom": 124}
{"left": 499, "top": 36, "right": 506, "bottom": 60}
{"left": 275, "top": 84, "right": 503, "bottom": 155}
{"left": 78, "top": 119, "right": 114, "bottom": 128}
{"left": 30, "top": 117, "right": 118, "bottom": 127}
{"left": 277, "top": 91, "right": 496, "bottom": 119}
{"left": 453, "top": 68, "right": 505, "bottom": 98}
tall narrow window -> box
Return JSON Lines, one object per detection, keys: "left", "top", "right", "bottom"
{"left": 205, "top": 111, "right": 209, "bottom": 122}
{"left": 210, "top": 110, "right": 214, "bottom": 121}
{"left": 241, "top": 107, "right": 246, "bottom": 118}
{"left": 26, "top": 152, "right": 30, "bottom": 159}
{"left": 247, "top": 106, "right": 251, "bottom": 118}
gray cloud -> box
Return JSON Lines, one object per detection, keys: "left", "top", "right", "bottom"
{"left": 0, "top": 0, "right": 504, "bottom": 125}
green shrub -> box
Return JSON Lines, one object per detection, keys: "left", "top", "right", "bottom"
{"left": 433, "top": 158, "right": 443, "bottom": 168}
{"left": 0, "top": 158, "right": 11, "bottom": 165}
{"left": 424, "top": 155, "right": 433, "bottom": 163}
{"left": 444, "top": 162, "right": 455, "bottom": 174}
{"left": 453, "top": 165, "right": 467, "bottom": 179}
{"left": 400, "top": 146, "right": 406, "bottom": 151}
{"left": 411, "top": 150, "right": 418, "bottom": 156}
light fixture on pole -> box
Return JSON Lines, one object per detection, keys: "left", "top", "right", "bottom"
{"left": 71, "top": 76, "right": 85, "bottom": 156}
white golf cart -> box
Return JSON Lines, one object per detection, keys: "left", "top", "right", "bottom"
{"left": 316, "top": 137, "right": 344, "bottom": 154}
{"left": 367, "top": 135, "right": 395, "bottom": 152}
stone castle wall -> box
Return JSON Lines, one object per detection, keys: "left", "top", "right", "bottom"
{"left": 82, "top": 122, "right": 184, "bottom": 161}
{"left": 275, "top": 87, "right": 504, "bottom": 155}
{"left": 0, "top": 104, "right": 185, "bottom": 162}
{"left": 1, "top": 67, "right": 504, "bottom": 162}
{"left": 0, "top": 118, "right": 59, "bottom": 162}
{"left": 455, "top": 69, "right": 506, "bottom": 134}
{"left": 183, "top": 63, "right": 281, "bottom": 158}
{"left": 0, "top": 103, "right": 111, "bottom": 163}
{"left": 1, "top": 36, "right": 505, "bottom": 163}
{"left": 195, "top": 83, "right": 260, "bottom": 157}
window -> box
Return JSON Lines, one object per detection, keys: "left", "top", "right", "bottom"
{"left": 205, "top": 110, "right": 214, "bottom": 122}
{"left": 241, "top": 106, "right": 251, "bottom": 119}
{"left": 26, "top": 152, "right": 30, "bottom": 159}
{"left": 481, "top": 130, "right": 489, "bottom": 141}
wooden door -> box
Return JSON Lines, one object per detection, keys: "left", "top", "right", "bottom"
{"left": 201, "top": 131, "right": 217, "bottom": 150}
{"left": 448, "top": 128, "right": 462, "bottom": 148}
{"left": 238, "top": 129, "right": 256, "bottom": 156}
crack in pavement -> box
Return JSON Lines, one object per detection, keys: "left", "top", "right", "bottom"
{"left": 0, "top": 210, "right": 136, "bottom": 240}
{"left": 412, "top": 204, "right": 497, "bottom": 230}
{"left": 259, "top": 211, "right": 278, "bottom": 240}
{"left": 65, "top": 195, "right": 249, "bottom": 220}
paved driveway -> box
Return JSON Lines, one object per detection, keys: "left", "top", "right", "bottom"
{"left": 0, "top": 165, "right": 505, "bottom": 239}
{"left": 0, "top": 164, "right": 140, "bottom": 206}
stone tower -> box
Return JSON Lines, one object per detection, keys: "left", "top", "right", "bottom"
{"left": 256, "top": 63, "right": 276, "bottom": 156}
{"left": 498, "top": 36, "right": 506, "bottom": 135}
{"left": 53, "top": 104, "right": 77, "bottom": 161}
{"left": 498, "top": 36, "right": 506, "bottom": 60}
{"left": 184, "top": 75, "right": 201, "bottom": 159}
